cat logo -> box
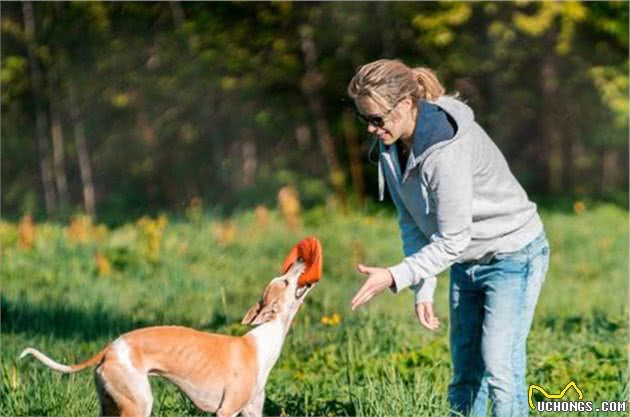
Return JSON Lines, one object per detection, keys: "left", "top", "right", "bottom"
{"left": 528, "top": 381, "right": 584, "bottom": 410}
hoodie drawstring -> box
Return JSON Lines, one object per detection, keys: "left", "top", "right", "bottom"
{"left": 378, "top": 158, "right": 385, "bottom": 201}
{"left": 420, "top": 181, "right": 430, "bottom": 215}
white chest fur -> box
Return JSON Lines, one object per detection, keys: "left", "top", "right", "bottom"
{"left": 247, "top": 321, "right": 287, "bottom": 390}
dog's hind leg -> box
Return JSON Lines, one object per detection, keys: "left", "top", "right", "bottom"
{"left": 95, "top": 368, "right": 120, "bottom": 417}
{"left": 95, "top": 360, "right": 153, "bottom": 417}
{"left": 241, "top": 390, "right": 265, "bottom": 417}
{"left": 216, "top": 383, "right": 254, "bottom": 417}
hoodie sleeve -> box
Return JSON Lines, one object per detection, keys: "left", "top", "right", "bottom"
{"left": 392, "top": 193, "right": 437, "bottom": 303}
{"left": 388, "top": 137, "right": 473, "bottom": 292}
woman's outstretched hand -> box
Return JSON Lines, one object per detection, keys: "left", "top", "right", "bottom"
{"left": 351, "top": 264, "right": 395, "bottom": 311}
{"left": 415, "top": 302, "right": 440, "bottom": 330}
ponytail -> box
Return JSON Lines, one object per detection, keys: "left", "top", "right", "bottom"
{"left": 412, "top": 67, "right": 445, "bottom": 101}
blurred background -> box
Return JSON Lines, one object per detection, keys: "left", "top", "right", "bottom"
{"left": 2, "top": 1, "right": 628, "bottom": 223}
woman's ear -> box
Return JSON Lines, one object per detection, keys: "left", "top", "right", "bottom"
{"left": 401, "top": 97, "right": 415, "bottom": 111}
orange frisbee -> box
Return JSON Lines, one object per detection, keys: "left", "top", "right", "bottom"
{"left": 281, "top": 236, "right": 323, "bottom": 287}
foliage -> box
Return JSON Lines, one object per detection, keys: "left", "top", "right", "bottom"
{"left": 0, "top": 2, "right": 627, "bottom": 221}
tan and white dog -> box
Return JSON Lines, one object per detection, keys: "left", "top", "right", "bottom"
{"left": 19, "top": 237, "right": 322, "bottom": 417}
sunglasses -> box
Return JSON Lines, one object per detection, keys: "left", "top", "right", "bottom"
{"left": 352, "top": 97, "right": 405, "bottom": 129}
{"left": 353, "top": 110, "right": 387, "bottom": 128}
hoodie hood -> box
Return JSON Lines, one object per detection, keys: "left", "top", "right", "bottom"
{"left": 378, "top": 95, "right": 475, "bottom": 201}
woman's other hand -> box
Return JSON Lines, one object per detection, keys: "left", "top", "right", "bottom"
{"left": 415, "top": 301, "right": 440, "bottom": 330}
{"left": 351, "top": 264, "right": 395, "bottom": 310}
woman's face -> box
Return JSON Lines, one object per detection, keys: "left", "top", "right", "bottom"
{"left": 355, "top": 96, "right": 414, "bottom": 146}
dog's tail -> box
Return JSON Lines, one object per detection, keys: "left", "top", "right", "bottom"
{"left": 19, "top": 346, "right": 107, "bottom": 373}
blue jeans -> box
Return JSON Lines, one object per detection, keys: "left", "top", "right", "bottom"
{"left": 448, "top": 232, "right": 550, "bottom": 417}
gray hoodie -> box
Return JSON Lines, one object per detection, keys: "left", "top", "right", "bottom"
{"left": 380, "top": 96, "right": 543, "bottom": 303}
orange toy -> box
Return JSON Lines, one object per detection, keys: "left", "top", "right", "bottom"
{"left": 281, "top": 236, "right": 323, "bottom": 287}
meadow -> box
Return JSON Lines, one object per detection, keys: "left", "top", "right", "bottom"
{"left": 1, "top": 200, "right": 628, "bottom": 416}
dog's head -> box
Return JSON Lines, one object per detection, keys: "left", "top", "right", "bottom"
{"left": 241, "top": 260, "right": 316, "bottom": 326}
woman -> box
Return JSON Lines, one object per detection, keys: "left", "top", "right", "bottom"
{"left": 347, "top": 59, "right": 550, "bottom": 417}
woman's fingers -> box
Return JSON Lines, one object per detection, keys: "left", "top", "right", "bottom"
{"left": 351, "top": 281, "right": 367, "bottom": 308}
{"left": 426, "top": 311, "right": 440, "bottom": 330}
{"left": 351, "top": 279, "right": 377, "bottom": 310}
{"left": 352, "top": 266, "right": 395, "bottom": 311}
{"left": 351, "top": 290, "right": 373, "bottom": 310}
{"left": 424, "top": 304, "right": 440, "bottom": 330}
{"left": 425, "top": 303, "right": 441, "bottom": 329}
{"left": 356, "top": 264, "right": 375, "bottom": 275}
{"left": 423, "top": 303, "right": 434, "bottom": 320}
{"left": 415, "top": 304, "right": 430, "bottom": 328}
{"left": 415, "top": 302, "right": 440, "bottom": 330}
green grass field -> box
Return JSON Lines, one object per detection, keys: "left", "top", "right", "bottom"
{"left": 1, "top": 201, "right": 628, "bottom": 416}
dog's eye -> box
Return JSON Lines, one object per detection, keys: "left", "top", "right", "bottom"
{"left": 283, "top": 279, "right": 289, "bottom": 286}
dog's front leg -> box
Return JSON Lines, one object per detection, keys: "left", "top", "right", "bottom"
{"left": 240, "top": 390, "right": 265, "bottom": 417}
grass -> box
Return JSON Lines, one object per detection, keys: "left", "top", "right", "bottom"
{"left": 1, "top": 201, "right": 627, "bottom": 416}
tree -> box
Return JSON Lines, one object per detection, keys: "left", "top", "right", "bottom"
{"left": 21, "top": 1, "right": 56, "bottom": 214}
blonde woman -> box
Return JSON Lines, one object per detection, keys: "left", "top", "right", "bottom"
{"left": 348, "top": 59, "right": 549, "bottom": 417}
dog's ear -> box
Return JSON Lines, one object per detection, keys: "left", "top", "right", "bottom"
{"left": 250, "top": 300, "right": 279, "bottom": 325}
{"left": 242, "top": 301, "right": 263, "bottom": 325}
{"left": 241, "top": 299, "right": 279, "bottom": 326}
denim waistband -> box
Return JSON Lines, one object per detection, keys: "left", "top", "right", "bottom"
{"left": 458, "top": 231, "right": 548, "bottom": 266}
{"left": 518, "top": 230, "right": 548, "bottom": 256}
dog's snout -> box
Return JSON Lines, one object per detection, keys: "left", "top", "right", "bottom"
{"left": 294, "top": 282, "right": 314, "bottom": 299}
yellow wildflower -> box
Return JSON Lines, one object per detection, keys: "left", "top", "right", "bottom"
{"left": 255, "top": 205, "right": 269, "bottom": 229}
{"left": 18, "top": 214, "right": 35, "bottom": 250}
{"left": 95, "top": 252, "right": 112, "bottom": 276}
{"left": 573, "top": 201, "right": 586, "bottom": 214}
{"left": 66, "top": 215, "right": 92, "bottom": 244}
{"left": 213, "top": 221, "right": 237, "bottom": 246}
{"left": 137, "top": 215, "right": 168, "bottom": 263}
{"left": 278, "top": 185, "right": 301, "bottom": 230}
{"left": 321, "top": 313, "right": 342, "bottom": 326}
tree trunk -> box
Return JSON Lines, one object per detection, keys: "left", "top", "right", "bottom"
{"left": 48, "top": 67, "right": 70, "bottom": 211}
{"left": 299, "top": 23, "right": 347, "bottom": 207}
{"left": 22, "top": 1, "right": 56, "bottom": 214}
{"left": 562, "top": 99, "right": 583, "bottom": 193}
{"left": 132, "top": 89, "right": 158, "bottom": 147}
{"left": 169, "top": 1, "right": 185, "bottom": 28}
{"left": 601, "top": 148, "right": 620, "bottom": 194}
{"left": 169, "top": 1, "right": 200, "bottom": 55}
{"left": 241, "top": 129, "right": 257, "bottom": 188}
{"left": 377, "top": 2, "right": 395, "bottom": 57}
{"left": 68, "top": 80, "right": 96, "bottom": 217}
{"left": 342, "top": 110, "right": 365, "bottom": 204}
{"left": 540, "top": 31, "right": 563, "bottom": 193}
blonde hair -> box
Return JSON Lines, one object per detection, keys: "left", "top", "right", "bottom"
{"left": 347, "top": 59, "right": 445, "bottom": 109}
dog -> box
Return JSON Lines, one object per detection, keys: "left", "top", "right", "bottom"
{"left": 19, "top": 238, "right": 322, "bottom": 417}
